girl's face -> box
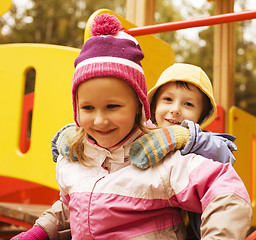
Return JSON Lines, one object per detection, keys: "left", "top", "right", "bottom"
{"left": 154, "top": 82, "right": 204, "bottom": 127}
{"left": 77, "top": 77, "right": 139, "bottom": 148}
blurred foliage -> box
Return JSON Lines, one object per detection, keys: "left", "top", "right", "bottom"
{"left": 155, "top": 0, "right": 182, "bottom": 47}
{"left": 0, "top": 0, "right": 126, "bottom": 48}
{"left": 1, "top": 0, "right": 256, "bottom": 116}
{"left": 234, "top": 0, "right": 256, "bottom": 115}
{"left": 156, "top": 0, "right": 256, "bottom": 116}
{"left": 156, "top": 0, "right": 215, "bottom": 81}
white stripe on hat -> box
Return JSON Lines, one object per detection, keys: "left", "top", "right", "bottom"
{"left": 76, "top": 56, "right": 144, "bottom": 74}
{"left": 115, "top": 31, "right": 140, "bottom": 44}
{"left": 94, "top": 31, "right": 139, "bottom": 45}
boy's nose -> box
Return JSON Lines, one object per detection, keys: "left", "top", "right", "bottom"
{"left": 170, "top": 103, "right": 181, "bottom": 115}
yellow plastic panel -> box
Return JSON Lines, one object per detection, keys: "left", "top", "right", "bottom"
{"left": 84, "top": 9, "right": 175, "bottom": 91}
{"left": 0, "top": 0, "right": 12, "bottom": 16}
{"left": 0, "top": 44, "right": 80, "bottom": 190}
{"left": 229, "top": 106, "right": 256, "bottom": 226}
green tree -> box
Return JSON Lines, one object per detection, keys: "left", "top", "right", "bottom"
{"left": 156, "top": 0, "right": 256, "bottom": 116}
{"left": 155, "top": 0, "right": 182, "bottom": 46}
{"left": 0, "top": 0, "right": 125, "bottom": 48}
{"left": 235, "top": 20, "right": 256, "bottom": 116}
{"left": 155, "top": 0, "right": 215, "bottom": 80}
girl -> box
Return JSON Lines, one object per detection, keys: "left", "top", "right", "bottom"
{"left": 12, "top": 14, "right": 252, "bottom": 240}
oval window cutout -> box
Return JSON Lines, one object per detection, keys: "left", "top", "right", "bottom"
{"left": 19, "top": 68, "right": 36, "bottom": 153}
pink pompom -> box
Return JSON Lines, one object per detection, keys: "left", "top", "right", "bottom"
{"left": 90, "top": 13, "right": 122, "bottom": 36}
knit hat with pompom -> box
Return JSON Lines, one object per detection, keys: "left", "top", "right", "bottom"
{"left": 72, "top": 13, "right": 150, "bottom": 126}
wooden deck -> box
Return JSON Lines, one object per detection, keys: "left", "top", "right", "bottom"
{"left": 0, "top": 202, "right": 50, "bottom": 229}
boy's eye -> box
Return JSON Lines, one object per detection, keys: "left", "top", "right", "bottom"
{"left": 185, "top": 102, "right": 194, "bottom": 107}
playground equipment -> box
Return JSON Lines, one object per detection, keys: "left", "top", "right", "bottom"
{"left": 0, "top": 5, "right": 255, "bottom": 239}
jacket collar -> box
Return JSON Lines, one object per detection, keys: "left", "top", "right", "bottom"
{"left": 84, "top": 128, "right": 144, "bottom": 172}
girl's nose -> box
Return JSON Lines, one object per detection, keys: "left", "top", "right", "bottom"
{"left": 94, "top": 111, "right": 108, "bottom": 125}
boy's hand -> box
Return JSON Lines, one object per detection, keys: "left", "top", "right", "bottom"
{"left": 181, "top": 120, "right": 237, "bottom": 165}
{"left": 181, "top": 120, "right": 237, "bottom": 153}
{"left": 129, "top": 125, "right": 190, "bottom": 169}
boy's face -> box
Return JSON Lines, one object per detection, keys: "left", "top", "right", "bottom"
{"left": 154, "top": 82, "right": 204, "bottom": 127}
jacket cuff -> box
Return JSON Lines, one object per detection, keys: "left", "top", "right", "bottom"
{"left": 172, "top": 125, "right": 190, "bottom": 149}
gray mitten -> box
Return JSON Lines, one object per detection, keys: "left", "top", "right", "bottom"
{"left": 181, "top": 120, "right": 237, "bottom": 165}
{"left": 51, "top": 123, "right": 78, "bottom": 162}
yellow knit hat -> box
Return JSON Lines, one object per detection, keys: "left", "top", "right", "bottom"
{"left": 148, "top": 63, "right": 217, "bottom": 129}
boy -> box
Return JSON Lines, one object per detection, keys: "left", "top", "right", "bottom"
{"left": 130, "top": 63, "right": 237, "bottom": 239}
{"left": 131, "top": 63, "right": 236, "bottom": 169}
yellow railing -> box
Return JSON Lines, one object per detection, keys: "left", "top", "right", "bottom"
{"left": 229, "top": 106, "right": 256, "bottom": 226}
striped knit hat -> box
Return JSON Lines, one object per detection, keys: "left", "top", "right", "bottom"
{"left": 72, "top": 13, "right": 150, "bottom": 126}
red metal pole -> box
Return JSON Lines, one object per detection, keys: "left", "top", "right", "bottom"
{"left": 124, "top": 10, "right": 256, "bottom": 36}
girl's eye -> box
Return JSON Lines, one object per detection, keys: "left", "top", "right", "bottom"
{"left": 82, "top": 105, "right": 94, "bottom": 110}
{"left": 163, "top": 97, "right": 173, "bottom": 102}
{"left": 107, "top": 104, "right": 121, "bottom": 109}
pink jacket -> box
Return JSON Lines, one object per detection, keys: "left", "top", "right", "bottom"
{"left": 36, "top": 128, "right": 252, "bottom": 240}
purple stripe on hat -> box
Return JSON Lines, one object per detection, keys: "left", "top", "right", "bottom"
{"left": 74, "top": 36, "right": 144, "bottom": 67}
{"left": 76, "top": 57, "right": 144, "bottom": 74}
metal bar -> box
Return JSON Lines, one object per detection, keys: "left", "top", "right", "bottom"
{"left": 124, "top": 10, "right": 256, "bottom": 36}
